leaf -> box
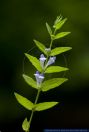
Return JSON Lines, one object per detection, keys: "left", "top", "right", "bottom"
{"left": 35, "top": 102, "right": 59, "bottom": 111}
{"left": 50, "top": 47, "right": 72, "bottom": 56}
{"left": 23, "top": 74, "right": 37, "bottom": 89}
{"left": 42, "top": 78, "right": 68, "bottom": 92}
{"left": 33, "top": 40, "right": 47, "bottom": 55}
{"left": 54, "top": 15, "right": 62, "bottom": 26}
{"left": 46, "top": 22, "right": 52, "bottom": 36}
{"left": 55, "top": 32, "right": 71, "bottom": 40}
{"left": 14, "top": 92, "right": 34, "bottom": 110}
{"left": 22, "top": 118, "right": 29, "bottom": 131}
{"left": 25, "top": 53, "right": 42, "bottom": 72}
{"left": 45, "top": 66, "right": 69, "bottom": 73}
{"left": 54, "top": 18, "right": 67, "bottom": 30}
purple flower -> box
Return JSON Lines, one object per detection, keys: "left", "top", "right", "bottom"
{"left": 46, "top": 56, "right": 56, "bottom": 67}
{"left": 34, "top": 71, "right": 44, "bottom": 86}
{"left": 39, "top": 54, "right": 46, "bottom": 69}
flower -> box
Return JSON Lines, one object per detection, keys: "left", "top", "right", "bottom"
{"left": 34, "top": 71, "right": 44, "bottom": 86}
{"left": 46, "top": 56, "right": 56, "bottom": 67}
{"left": 39, "top": 54, "right": 46, "bottom": 69}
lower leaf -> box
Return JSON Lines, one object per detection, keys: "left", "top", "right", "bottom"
{"left": 14, "top": 92, "right": 34, "bottom": 110}
{"left": 22, "top": 118, "right": 29, "bottom": 131}
{"left": 42, "top": 78, "right": 68, "bottom": 92}
{"left": 45, "top": 66, "right": 69, "bottom": 73}
{"left": 23, "top": 74, "right": 37, "bottom": 90}
{"left": 34, "top": 102, "right": 59, "bottom": 111}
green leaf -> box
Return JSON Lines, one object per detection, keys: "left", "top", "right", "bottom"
{"left": 22, "top": 118, "right": 29, "bottom": 131}
{"left": 54, "top": 18, "right": 67, "bottom": 30}
{"left": 23, "top": 74, "right": 37, "bottom": 89}
{"left": 45, "top": 66, "right": 69, "bottom": 73}
{"left": 33, "top": 40, "right": 47, "bottom": 55}
{"left": 54, "top": 15, "right": 62, "bottom": 26}
{"left": 50, "top": 47, "right": 72, "bottom": 56}
{"left": 35, "top": 102, "right": 59, "bottom": 111}
{"left": 14, "top": 92, "right": 34, "bottom": 110}
{"left": 46, "top": 22, "right": 52, "bottom": 36}
{"left": 42, "top": 78, "right": 68, "bottom": 92}
{"left": 55, "top": 32, "right": 71, "bottom": 40}
{"left": 25, "top": 53, "right": 42, "bottom": 72}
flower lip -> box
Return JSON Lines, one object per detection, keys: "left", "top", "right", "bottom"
{"left": 39, "top": 54, "right": 46, "bottom": 61}
{"left": 34, "top": 71, "right": 39, "bottom": 76}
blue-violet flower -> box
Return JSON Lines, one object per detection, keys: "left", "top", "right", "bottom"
{"left": 46, "top": 56, "right": 56, "bottom": 67}
{"left": 34, "top": 71, "right": 44, "bottom": 86}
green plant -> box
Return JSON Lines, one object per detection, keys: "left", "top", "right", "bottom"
{"left": 14, "top": 15, "right": 72, "bottom": 132}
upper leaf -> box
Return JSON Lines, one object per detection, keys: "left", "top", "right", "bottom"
{"left": 46, "top": 22, "right": 52, "bottom": 36}
{"left": 50, "top": 47, "right": 72, "bottom": 56}
{"left": 54, "top": 18, "right": 67, "bottom": 30}
{"left": 45, "top": 66, "right": 69, "bottom": 73}
{"left": 25, "top": 53, "right": 42, "bottom": 72}
{"left": 54, "top": 15, "right": 62, "bottom": 26}
{"left": 33, "top": 40, "right": 47, "bottom": 55}
{"left": 22, "top": 118, "right": 29, "bottom": 132}
{"left": 34, "top": 102, "right": 59, "bottom": 111}
{"left": 54, "top": 32, "right": 71, "bottom": 40}
{"left": 14, "top": 92, "right": 34, "bottom": 110}
{"left": 42, "top": 78, "right": 68, "bottom": 92}
{"left": 23, "top": 74, "right": 37, "bottom": 89}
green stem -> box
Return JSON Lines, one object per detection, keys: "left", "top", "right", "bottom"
{"left": 50, "top": 28, "right": 56, "bottom": 49}
{"left": 34, "top": 88, "right": 41, "bottom": 104}
{"left": 28, "top": 110, "right": 34, "bottom": 132}
{"left": 28, "top": 88, "right": 41, "bottom": 132}
{"left": 27, "top": 27, "right": 57, "bottom": 132}
{"left": 50, "top": 39, "right": 53, "bottom": 49}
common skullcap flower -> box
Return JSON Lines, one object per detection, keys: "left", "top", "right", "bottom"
{"left": 46, "top": 56, "right": 56, "bottom": 67}
{"left": 34, "top": 71, "right": 44, "bottom": 86}
{"left": 39, "top": 54, "right": 46, "bottom": 69}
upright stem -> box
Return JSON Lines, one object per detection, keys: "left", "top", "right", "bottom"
{"left": 27, "top": 28, "right": 56, "bottom": 132}
{"left": 50, "top": 39, "right": 53, "bottom": 49}
{"left": 28, "top": 88, "right": 41, "bottom": 132}
{"left": 50, "top": 28, "right": 56, "bottom": 49}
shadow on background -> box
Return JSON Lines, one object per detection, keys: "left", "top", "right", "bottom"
{"left": 0, "top": 0, "right": 89, "bottom": 131}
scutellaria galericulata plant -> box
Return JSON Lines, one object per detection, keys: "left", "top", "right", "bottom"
{"left": 14, "top": 15, "right": 72, "bottom": 132}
